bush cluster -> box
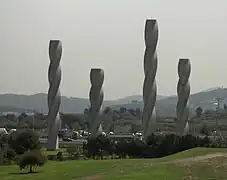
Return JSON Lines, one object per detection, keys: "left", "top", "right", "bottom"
{"left": 0, "top": 134, "right": 16, "bottom": 164}
{"left": 47, "top": 147, "right": 85, "bottom": 161}
{"left": 0, "top": 129, "right": 45, "bottom": 173}
{"left": 84, "top": 133, "right": 216, "bottom": 159}
{"left": 18, "top": 150, "right": 46, "bottom": 173}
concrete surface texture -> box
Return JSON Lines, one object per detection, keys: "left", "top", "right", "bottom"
{"left": 142, "top": 19, "right": 158, "bottom": 141}
{"left": 176, "top": 58, "right": 191, "bottom": 135}
{"left": 47, "top": 40, "right": 62, "bottom": 150}
{"left": 89, "top": 68, "right": 104, "bottom": 139}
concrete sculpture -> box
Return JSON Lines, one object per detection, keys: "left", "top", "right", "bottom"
{"left": 142, "top": 19, "right": 158, "bottom": 141}
{"left": 89, "top": 68, "right": 104, "bottom": 139}
{"left": 176, "top": 58, "right": 191, "bottom": 135}
{"left": 47, "top": 40, "right": 62, "bottom": 150}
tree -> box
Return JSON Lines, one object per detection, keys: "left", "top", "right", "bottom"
{"left": 5, "top": 114, "right": 17, "bottom": 121}
{"left": 84, "top": 108, "right": 89, "bottom": 115}
{"left": 130, "top": 124, "right": 139, "bottom": 133}
{"left": 103, "top": 107, "right": 112, "bottom": 114}
{"left": 34, "top": 112, "right": 45, "bottom": 120}
{"left": 200, "top": 125, "right": 209, "bottom": 136}
{"left": 195, "top": 106, "right": 203, "bottom": 117}
{"left": 18, "top": 150, "right": 46, "bottom": 173}
{"left": 8, "top": 130, "right": 40, "bottom": 155}
{"left": 224, "top": 104, "right": 227, "bottom": 110}
{"left": 128, "top": 109, "right": 136, "bottom": 116}
{"left": 56, "top": 151, "right": 63, "bottom": 161}
{"left": 18, "top": 112, "right": 28, "bottom": 122}
{"left": 0, "top": 134, "right": 16, "bottom": 164}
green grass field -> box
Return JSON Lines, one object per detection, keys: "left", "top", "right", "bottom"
{"left": 1, "top": 148, "right": 227, "bottom": 180}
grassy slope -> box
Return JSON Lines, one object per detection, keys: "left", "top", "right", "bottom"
{"left": 1, "top": 148, "right": 227, "bottom": 180}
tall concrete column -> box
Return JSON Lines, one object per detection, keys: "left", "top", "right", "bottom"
{"left": 176, "top": 58, "right": 191, "bottom": 135}
{"left": 47, "top": 40, "right": 62, "bottom": 150}
{"left": 89, "top": 68, "right": 104, "bottom": 139}
{"left": 142, "top": 19, "right": 158, "bottom": 141}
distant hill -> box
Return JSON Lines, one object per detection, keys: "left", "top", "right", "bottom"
{"left": 0, "top": 106, "right": 34, "bottom": 114}
{"left": 201, "top": 86, "right": 223, "bottom": 92}
{"left": 0, "top": 93, "right": 166, "bottom": 114}
{"left": 0, "top": 88, "right": 227, "bottom": 117}
{"left": 109, "top": 95, "right": 167, "bottom": 105}
{"left": 111, "top": 88, "right": 227, "bottom": 117}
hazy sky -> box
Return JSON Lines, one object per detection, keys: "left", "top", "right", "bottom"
{"left": 0, "top": 0, "right": 227, "bottom": 100}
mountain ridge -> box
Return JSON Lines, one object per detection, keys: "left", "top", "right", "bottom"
{"left": 0, "top": 87, "right": 227, "bottom": 117}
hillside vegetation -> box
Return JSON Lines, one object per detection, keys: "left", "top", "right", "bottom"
{"left": 0, "top": 148, "right": 227, "bottom": 180}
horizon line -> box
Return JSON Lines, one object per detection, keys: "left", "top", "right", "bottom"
{"left": 0, "top": 86, "right": 225, "bottom": 101}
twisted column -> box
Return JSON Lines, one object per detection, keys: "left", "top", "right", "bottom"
{"left": 142, "top": 19, "right": 158, "bottom": 142}
{"left": 176, "top": 58, "right": 191, "bottom": 135}
{"left": 89, "top": 68, "right": 104, "bottom": 139}
{"left": 47, "top": 40, "right": 62, "bottom": 150}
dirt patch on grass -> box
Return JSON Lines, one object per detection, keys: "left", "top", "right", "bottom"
{"left": 176, "top": 155, "right": 227, "bottom": 179}
{"left": 173, "top": 153, "right": 227, "bottom": 166}
{"left": 76, "top": 153, "right": 227, "bottom": 179}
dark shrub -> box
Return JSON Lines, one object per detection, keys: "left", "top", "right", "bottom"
{"left": 47, "top": 155, "right": 57, "bottom": 161}
{"left": 9, "top": 130, "right": 41, "bottom": 155}
{"left": 56, "top": 152, "right": 63, "bottom": 161}
{"left": 85, "top": 133, "right": 220, "bottom": 159}
{"left": 66, "top": 147, "right": 83, "bottom": 160}
{"left": 18, "top": 149, "right": 46, "bottom": 173}
{"left": 0, "top": 134, "right": 16, "bottom": 165}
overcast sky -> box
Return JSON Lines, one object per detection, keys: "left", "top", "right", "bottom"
{"left": 0, "top": 0, "right": 227, "bottom": 100}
